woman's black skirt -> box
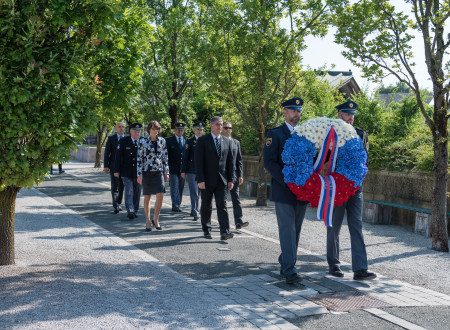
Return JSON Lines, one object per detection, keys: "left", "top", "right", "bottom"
{"left": 142, "top": 171, "right": 165, "bottom": 195}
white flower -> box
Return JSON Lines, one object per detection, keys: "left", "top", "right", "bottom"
{"left": 295, "top": 117, "right": 357, "bottom": 148}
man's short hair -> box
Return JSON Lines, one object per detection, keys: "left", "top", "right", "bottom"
{"left": 210, "top": 116, "right": 223, "bottom": 124}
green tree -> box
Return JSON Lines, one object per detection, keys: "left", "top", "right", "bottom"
{"left": 0, "top": 0, "right": 118, "bottom": 265}
{"left": 141, "top": 0, "right": 201, "bottom": 127}
{"left": 197, "top": 0, "right": 339, "bottom": 206}
{"left": 333, "top": 0, "right": 449, "bottom": 251}
{"left": 92, "top": 3, "right": 152, "bottom": 167}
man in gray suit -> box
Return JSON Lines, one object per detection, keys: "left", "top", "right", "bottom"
{"left": 222, "top": 121, "right": 249, "bottom": 230}
{"left": 195, "top": 116, "right": 235, "bottom": 240}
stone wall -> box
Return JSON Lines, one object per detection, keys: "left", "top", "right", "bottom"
{"left": 71, "top": 146, "right": 104, "bottom": 163}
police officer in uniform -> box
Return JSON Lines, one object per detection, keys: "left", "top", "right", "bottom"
{"left": 166, "top": 122, "right": 186, "bottom": 212}
{"left": 263, "top": 97, "right": 308, "bottom": 285}
{"left": 114, "top": 123, "right": 142, "bottom": 220}
{"left": 181, "top": 121, "right": 205, "bottom": 220}
{"left": 327, "top": 101, "right": 377, "bottom": 281}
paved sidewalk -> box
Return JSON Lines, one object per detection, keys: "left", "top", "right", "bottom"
{"left": 1, "top": 161, "right": 450, "bottom": 329}
{"left": 1, "top": 188, "right": 254, "bottom": 329}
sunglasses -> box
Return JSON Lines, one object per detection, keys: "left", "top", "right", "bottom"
{"left": 223, "top": 127, "right": 232, "bottom": 130}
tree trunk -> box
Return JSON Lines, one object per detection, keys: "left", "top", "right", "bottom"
{"left": 168, "top": 103, "right": 178, "bottom": 128}
{"left": 0, "top": 186, "right": 20, "bottom": 265}
{"left": 95, "top": 125, "right": 108, "bottom": 168}
{"left": 256, "top": 133, "right": 268, "bottom": 206}
{"left": 431, "top": 128, "right": 449, "bottom": 252}
{"left": 95, "top": 142, "right": 102, "bottom": 168}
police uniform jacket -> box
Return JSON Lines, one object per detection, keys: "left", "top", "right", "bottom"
{"left": 263, "top": 123, "right": 308, "bottom": 205}
{"left": 195, "top": 133, "right": 235, "bottom": 187}
{"left": 355, "top": 127, "right": 369, "bottom": 156}
{"left": 104, "top": 133, "right": 123, "bottom": 170}
{"left": 165, "top": 135, "right": 184, "bottom": 175}
{"left": 181, "top": 136, "right": 198, "bottom": 174}
{"left": 114, "top": 136, "right": 141, "bottom": 178}
{"left": 137, "top": 136, "right": 169, "bottom": 177}
{"left": 229, "top": 137, "right": 243, "bottom": 179}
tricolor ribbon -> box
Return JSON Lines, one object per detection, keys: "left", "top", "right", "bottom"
{"left": 314, "top": 125, "right": 339, "bottom": 227}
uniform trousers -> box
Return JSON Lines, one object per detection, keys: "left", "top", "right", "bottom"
{"left": 169, "top": 174, "right": 185, "bottom": 208}
{"left": 109, "top": 172, "right": 124, "bottom": 209}
{"left": 275, "top": 201, "right": 307, "bottom": 276}
{"left": 229, "top": 179, "right": 243, "bottom": 224}
{"left": 186, "top": 173, "right": 200, "bottom": 217}
{"left": 200, "top": 178, "right": 230, "bottom": 234}
{"left": 121, "top": 176, "right": 141, "bottom": 214}
{"left": 326, "top": 189, "right": 368, "bottom": 271}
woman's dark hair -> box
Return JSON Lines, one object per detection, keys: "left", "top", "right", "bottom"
{"left": 147, "top": 120, "right": 161, "bottom": 133}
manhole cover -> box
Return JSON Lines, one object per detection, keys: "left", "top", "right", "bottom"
{"left": 304, "top": 291, "right": 392, "bottom": 312}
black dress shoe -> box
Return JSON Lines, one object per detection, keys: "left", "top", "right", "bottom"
{"left": 353, "top": 270, "right": 377, "bottom": 281}
{"left": 193, "top": 216, "right": 200, "bottom": 221}
{"left": 152, "top": 220, "right": 162, "bottom": 230}
{"left": 286, "top": 273, "right": 302, "bottom": 284}
{"left": 235, "top": 221, "right": 249, "bottom": 230}
{"left": 113, "top": 208, "right": 120, "bottom": 214}
{"left": 172, "top": 206, "right": 181, "bottom": 212}
{"left": 127, "top": 212, "right": 135, "bottom": 220}
{"left": 220, "top": 232, "right": 234, "bottom": 240}
{"left": 329, "top": 266, "right": 344, "bottom": 277}
{"left": 204, "top": 232, "right": 212, "bottom": 239}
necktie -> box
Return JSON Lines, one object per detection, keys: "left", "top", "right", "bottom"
{"left": 179, "top": 138, "right": 183, "bottom": 150}
{"left": 215, "top": 137, "right": 221, "bottom": 156}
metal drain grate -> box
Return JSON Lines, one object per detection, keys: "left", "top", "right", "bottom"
{"left": 304, "top": 291, "right": 392, "bottom": 312}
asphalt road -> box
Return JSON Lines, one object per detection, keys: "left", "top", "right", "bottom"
{"left": 33, "top": 164, "right": 450, "bottom": 329}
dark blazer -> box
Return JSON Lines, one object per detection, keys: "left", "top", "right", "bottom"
{"left": 104, "top": 134, "right": 123, "bottom": 170}
{"left": 114, "top": 136, "right": 141, "bottom": 178}
{"left": 195, "top": 133, "right": 235, "bottom": 187}
{"left": 263, "top": 123, "right": 307, "bottom": 205}
{"left": 181, "top": 136, "right": 198, "bottom": 174}
{"left": 166, "top": 135, "right": 185, "bottom": 175}
{"left": 229, "top": 137, "right": 243, "bottom": 179}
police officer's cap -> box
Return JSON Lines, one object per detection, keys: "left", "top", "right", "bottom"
{"left": 193, "top": 121, "right": 205, "bottom": 129}
{"left": 129, "top": 123, "right": 142, "bottom": 130}
{"left": 281, "top": 97, "right": 303, "bottom": 112}
{"left": 174, "top": 122, "right": 186, "bottom": 129}
{"left": 335, "top": 101, "right": 357, "bottom": 114}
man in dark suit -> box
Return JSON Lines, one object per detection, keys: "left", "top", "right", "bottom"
{"left": 104, "top": 122, "right": 125, "bottom": 213}
{"left": 181, "top": 121, "right": 205, "bottom": 221}
{"left": 195, "top": 116, "right": 235, "bottom": 240}
{"left": 263, "top": 97, "right": 307, "bottom": 285}
{"left": 222, "top": 121, "right": 249, "bottom": 230}
{"left": 165, "top": 122, "right": 186, "bottom": 212}
{"left": 114, "top": 123, "right": 142, "bottom": 220}
{"left": 327, "top": 101, "right": 376, "bottom": 281}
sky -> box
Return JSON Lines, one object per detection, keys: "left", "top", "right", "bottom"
{"left": 299, "top": 1, "right": 436, "bottom": 94}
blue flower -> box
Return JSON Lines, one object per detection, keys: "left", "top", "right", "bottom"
{"left": 336, "top": 138, "right": 368, "bottom": 187}
{"left": 282, "top": 135, "right": 316, "bottom": 186}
